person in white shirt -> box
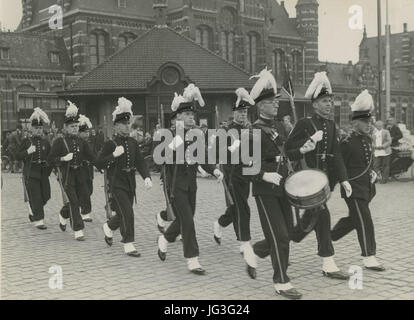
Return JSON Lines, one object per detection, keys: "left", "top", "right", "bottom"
{"left": 372, "top": 121, "right": 392, "bottom": 184}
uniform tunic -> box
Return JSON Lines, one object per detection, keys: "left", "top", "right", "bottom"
{"left": 48, "top": 135, "right": 96, "bottom": 232}
{"left": 96, "top": 135, "right": 150, "bottom": 244}
{"left": 16, "top": 136, "right": 52, "bottom": 222}
{"left": 332, "top": 131, "right": 377, "bottom": 256}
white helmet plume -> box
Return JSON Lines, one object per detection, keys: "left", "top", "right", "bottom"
{"left": 66, "top": 100, "right": 79, "bottom": 118}
{"left": 249, "top": 67, "right": 278, "bottom": 101}
{"left": 235, "top": 88, "right": 255, "bottom": 108}
{"left": 29, "top": 107, "right": 50, "bottom": 125}
{"left": 304, "top": 72, "right": 333, "bottom": 99}
{"left": 78, "top": 114, "right": 93, "bottom": 129}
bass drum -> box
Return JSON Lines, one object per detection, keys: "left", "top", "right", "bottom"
{"left": 284, "top": 169, "right": 331, "bottom": 210}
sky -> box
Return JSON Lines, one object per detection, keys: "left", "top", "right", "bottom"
{"left": 0, "top": 0, "right": 413, "bottom": 63}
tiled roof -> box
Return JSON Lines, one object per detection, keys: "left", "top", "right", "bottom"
{"left": 0, "top": 31, "right": 72, "bottom": 73}
{"left": 67, "top": 27, "right": 253, "bottom": 93}
{"left": 268, "top": 1, "right": 303, "bottom": 40}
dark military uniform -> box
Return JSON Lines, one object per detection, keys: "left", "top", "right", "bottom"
{"left": 217, "top": 120, "right": 252, "bottom": 242}
{"left": 285, "top": 114, "right": 347, "bottom": 257}
{"left": 48, "top": 135, "right": 96, "bottom": 232}
{"left": 16, "top": 136, "right": 52, "bottom": 222}
{"left": 163, "top": 128, "right": 216, "bottom": 259}
{"left": 80, "top": 158, "right": 94, "bottom": 216}
{"left": 249, "top": 116, "right": 292, "bottom": 285}
{"left": 96, "top": 135, "right": 150, "bottom": 244}
{"left": 331, "top": 131, "right": 377, "bottom": 257}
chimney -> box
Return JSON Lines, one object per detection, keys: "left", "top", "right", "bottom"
{"left": 403, "top": 23, "right": 408, "bottom": 33}
{"left": 153, "top": 0, "right": 168, "bottom": 27}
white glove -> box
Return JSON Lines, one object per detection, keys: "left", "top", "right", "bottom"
{"left": 213, "top": 169, "right": 224, "bottom": 183}
{"left": 168, "top": 135, "right": 184, "bottom": 151}
{"left": 27, "top": 145, "right": 36, "bottom": 155}
{"left": 300, "top": 140, "right": 316, "bottom": 154}
{"left": 144, "top": 177, "right": 152, "bottom": 189}
{"left": 370, "top": 171, "right": 378, "bottom": 184}
{"left": 311, "top": 130, "right": 324, "bottom": 142}
{"left": 61, "top": 153, "right": 73, "bottom": 162}
{"left": 112, "top": 146, "right": 125, "bottom": 158}
{"left": 228, "top": 139, "right": 241, "bottom": 153}
{"left": 262, "top": 172, "right": 283, "bottom": 186}
{"left": 341, "top": 181, "right": 353, "bottom": 198}
{"left": 198, "top": 166, "right": 209, "bottom": 178}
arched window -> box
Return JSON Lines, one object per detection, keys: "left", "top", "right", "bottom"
{"left": 272, "top": 49, "right": 285, "bottom": 82}
{"left": 89, "top": 30, "right": 108, "bottom": 68}
{"left": 195, "top": 25, "right": 212, "bottom": 50}
{"left": 245, "top": 32, "right": 259, "bottom": 73}
{"left": 220, "top": 7, "right": 236, "bottom": 63}
{"left": 118, "top": 32, "right": 137, "bottom": 50}
{"left": 220, "top": 31, "right": 234, "bottom": 62}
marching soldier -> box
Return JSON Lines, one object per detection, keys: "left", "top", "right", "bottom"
{"left": 248, "top": 68, "right": 302, "bottom": 299}
{"left": 97, "top": 97, "right": 153, "bottom": 257}
{"left": 59, "top": 115, "right": 94, "bottom": 223}
{"left": 212, "top": 88, "right": 258, "bottom": 279}
{"left": 157, "top": 84, "right": 224, "bottom": 275}
{"left": 285, "top": 72, "right": 351, "bottom": 280}
{"left": 16, "top": 108, "right": 52, "bottom": 229}
{"left": 332, "top": 90, "right": 385, "bottom": 271}
{"left": 48, "top": 101, "right": 96, "bottom": 241}
{"left": 78, "top": 115, "right": 94, "bottom": 222}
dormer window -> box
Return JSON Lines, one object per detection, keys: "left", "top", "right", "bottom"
{"left": 118, "top": 0, "right": 126, "bottom": 8}
{"left": 50, "top": 52, "right": 60, "bottom": 64}
{"left": 0, "top": 47, "right": 10, "bottom": 60}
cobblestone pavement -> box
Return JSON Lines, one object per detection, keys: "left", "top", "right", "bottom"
{"left": 1, "top": 172, "right": 413, "bottom": 300}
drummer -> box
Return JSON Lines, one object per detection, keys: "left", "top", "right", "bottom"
{"left": 331, "top": 90, "right": 385, "bottom": 272}
{"left": 285, "top": 72, "right": 351, "bottom": 280}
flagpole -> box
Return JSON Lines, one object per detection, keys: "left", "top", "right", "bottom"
{"left": 385, "top": 0, "right": 391, "bottom": 120}
{"left": 377, "top": 0, "right": 383, "bottom": 120}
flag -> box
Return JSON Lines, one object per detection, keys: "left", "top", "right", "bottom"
{"left": 282, "top": 61, "right": 294, "bottom": 98}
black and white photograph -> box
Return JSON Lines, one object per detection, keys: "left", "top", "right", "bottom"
{"left": 0, "top": 0, "right": 413, "bottom": 303}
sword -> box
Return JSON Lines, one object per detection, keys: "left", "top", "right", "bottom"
{"left": 103, "top": 169, "right": 113, "bottom": 220}
{"left": 56, "top": 167, "right": 70, "bottom": 205}
{"left": 22, "top": 174, "right": 34, "bottom": 217}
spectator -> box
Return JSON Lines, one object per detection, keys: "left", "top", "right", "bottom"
{"left": 95, "top": 127, "right": 105, "bottom": 153}
{"left": 140, "top": 132, "right": 153, "bottom": 157}
{"left": 373, "top": 120, "right": 392, "bottom": 184}
{"left": 282, "top": 115, "right": 294, "bottom": 135}
{"left": 6, "top": 125, "right": 23, "bottom": 173}
{"left": 386, "top": 117, "right": 403, "bottom": 147}
{"left": 130, "top": 123, "right": 144, "bottom": 144}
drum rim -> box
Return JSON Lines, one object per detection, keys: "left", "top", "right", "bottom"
{"left": 284, "top": 168, "right": 329, "bottom": 196}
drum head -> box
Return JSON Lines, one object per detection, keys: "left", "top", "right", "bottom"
{"left": 285, "top": 170, "right": 329, "bottom": 197}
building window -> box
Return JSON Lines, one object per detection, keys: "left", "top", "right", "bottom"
{"left": 272, "top": 50, "right": 285, "bottom": 82}
{"left": 118, "top": 33, "right": 136, "bottom": 50}
{"left": 220, "top": 31, "right": 234, "bottom": 62}
{"left": 246, "top": 33, "right": 259, "bottom": 73}
{"left": 118, "top": 0, "right": 127, "bottom": 8}
{"left": 195, "top": 25, "right": 212, "bottom": 50}
{"left": 89, "top": 31, "right": 108, "bottom": 67}
{"left": 291, "top": 51, "right": 300, "bottom": 83}
{"left": 0, "top": 47, "right": 10, "bottom": 60}
{"left": 50, "top": 52, "right": 60, "bottom": 64}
